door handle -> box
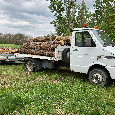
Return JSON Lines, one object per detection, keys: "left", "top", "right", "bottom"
{"left": 73, "top": 49, "right": 78, "bottom": 51}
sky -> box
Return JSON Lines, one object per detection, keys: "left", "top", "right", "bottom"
{"left": 0, "top": 0, "right": 96, "bottom": 38}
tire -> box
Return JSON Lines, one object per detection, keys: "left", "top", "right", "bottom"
{"left": 25, "top": 60, "right": 35, "bottom": 72}
{"left": 62, "top": 48, "right": 70, "bottom": 64}
{"left": 89, "top": 68, "right": 110, "bottom": 87}
{"left": 25, "top": 59, "right": 42, "bottom": 72}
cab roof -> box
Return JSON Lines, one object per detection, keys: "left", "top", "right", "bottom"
{"left": 73, "top": 28, "right": 98, "bottom": 31}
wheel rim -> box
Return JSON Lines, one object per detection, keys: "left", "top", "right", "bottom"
{"left": 91, "top": 73, "right": 103, "bottom": 84}
{"left": 26, "top": 61, "right": 33, "bottom": 72}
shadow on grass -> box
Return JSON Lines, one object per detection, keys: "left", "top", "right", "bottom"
{"left": 41, "top": 67, "right": 115, "bottom": 87}
{"left": 41, "top": 67, "right": 89, "bottom": 83}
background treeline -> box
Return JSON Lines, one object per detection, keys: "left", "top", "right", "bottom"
{"left": 0, "top": 33, "right": 56, "bottom": 45}
{"left": 0, "top": 33, "right": 29, "bottom": 45}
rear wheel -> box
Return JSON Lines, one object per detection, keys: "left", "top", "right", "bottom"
{"left": 25, "top": 60, "right": 35, "bottom": 72}
{"left": 25, "top": 59, "right": 42, "bottom": 72}
{"left": 89, "top": 68, "right": 110, "bottom": 87}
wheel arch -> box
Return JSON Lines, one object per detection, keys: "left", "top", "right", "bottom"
{"left": 87, "top": 64, "right": 111, "bottom": 78}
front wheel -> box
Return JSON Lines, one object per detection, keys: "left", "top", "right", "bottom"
{"left": 89, "top": 68, "right": 110, "bottom": 87}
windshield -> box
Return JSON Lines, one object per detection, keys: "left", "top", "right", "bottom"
{"left": 91, "top": 30, "right": 114, "bottom": 47}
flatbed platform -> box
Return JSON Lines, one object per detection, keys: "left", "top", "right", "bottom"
{"left": 0, "top": 53, "right": 24, "bottom": 64}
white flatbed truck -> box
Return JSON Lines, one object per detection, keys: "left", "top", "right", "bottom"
{"left": 15, "top": 26, "right": 115, "bottom": 87}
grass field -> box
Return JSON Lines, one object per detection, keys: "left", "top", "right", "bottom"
{"left": 0, "top": 44, "right": 115, "bottom": 114}
{"left": 0, "top": 44, "right": 22, "bottom": 49}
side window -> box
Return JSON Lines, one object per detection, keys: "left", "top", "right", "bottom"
{"left": 75, "top": 33, "right": 82, "bottom": 46}
{"left": 75, "top": 31, "right": 96, "bottom": 47}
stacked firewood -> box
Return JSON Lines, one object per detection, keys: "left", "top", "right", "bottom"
{"left": 18, "top": 36, "right": 72, "bottom": 57}
{"left": 18, "top": 42, "right": 55, "bottom": 57}
{"left": 0, "top": 36, "right": 72, "bottom": 57}
{"left": 0, "top": 47, "right": 18, "bottom": 54}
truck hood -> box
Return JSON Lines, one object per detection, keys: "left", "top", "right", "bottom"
{"left": 104, "top": 46, "right": 115, "bottom": 54}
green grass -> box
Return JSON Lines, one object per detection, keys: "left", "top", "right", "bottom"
{"left": 0, "top": 64, "right": 115, "bottom": 115}
{"left": 0, "top": 44, "right": 115, "bottom": 114}
{"left": 0, "top": 44, "right": 21, "bottom": 49}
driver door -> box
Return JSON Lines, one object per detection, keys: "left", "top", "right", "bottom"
{"left": 70, "top": 30, "right": 97, "bottom": 73}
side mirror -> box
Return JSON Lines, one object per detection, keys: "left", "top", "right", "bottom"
{"left": 86, "top": 38, "right": 91, "bottom": 46}
{"left": 70, "top": 29, "right": 73, "bottom": 32}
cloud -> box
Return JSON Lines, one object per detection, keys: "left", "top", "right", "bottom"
{"left": 0, "top": 0, "right": 55, "bottom": 37}
{"left": 85, "top": 0, "right": 95, "bottom": 13}
{"left": 0, "top": 0, "right": 54, "bottom": 18}
{"left": 0, "top": 0, "right": 95, "bottom": 37}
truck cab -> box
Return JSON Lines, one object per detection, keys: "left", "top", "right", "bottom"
{"left": 70, "top": 26, "right": 115, "bottom": 87}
